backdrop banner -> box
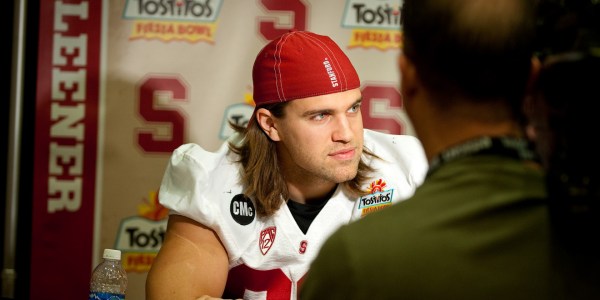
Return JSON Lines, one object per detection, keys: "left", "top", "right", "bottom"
{"left": 31, "top": 0, "right": 102, "bottom": 299}
{"left": 32, "top": 0, "right": 410, "bottom": 299}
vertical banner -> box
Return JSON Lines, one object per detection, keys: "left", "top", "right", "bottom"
{"left": 31, "top": 0, "right": 101, "bottom": 298}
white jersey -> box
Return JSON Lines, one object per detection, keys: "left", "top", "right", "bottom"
{"left": 158, "top": 129, "right": 428, "bottom": 299}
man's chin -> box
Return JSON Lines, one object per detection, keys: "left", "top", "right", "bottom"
{"left": 334, "top": 170, "right": 359, "bottom": 183}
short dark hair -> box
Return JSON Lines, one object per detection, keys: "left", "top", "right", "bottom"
{"left": 401, "top": 0, "right": 535, "bottom": 107}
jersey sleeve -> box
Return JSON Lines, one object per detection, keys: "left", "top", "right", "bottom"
{"left": 157, "top": 142, "right": 228, "bottom": 228}
{"left": 157, "top": 140, "right": 260, "bottom": 261}
{"left": 363, "top": 129, "right": 429, "bottom": 192}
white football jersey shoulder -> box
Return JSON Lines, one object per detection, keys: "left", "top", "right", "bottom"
{"left": 158, "top": 129, "right": 427, "bottom": 299}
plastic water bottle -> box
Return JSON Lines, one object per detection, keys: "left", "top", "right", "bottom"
{"left": 89, "top": 249, "right": 128, "bottom": 300}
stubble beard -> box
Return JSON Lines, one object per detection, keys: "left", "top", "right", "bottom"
{"left": 325, "top": 153, "right": 361, "bottom": 184}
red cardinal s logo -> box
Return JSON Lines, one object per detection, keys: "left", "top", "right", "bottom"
{"left": 299, "top": 240, "right": 308, "bottom": 254}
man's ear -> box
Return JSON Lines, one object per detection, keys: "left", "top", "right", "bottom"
{"left": 256, "top": 108, "right": 281, "bottom": 141}
{"left": 398, "top": 53, "right": 418, "bottom": 98}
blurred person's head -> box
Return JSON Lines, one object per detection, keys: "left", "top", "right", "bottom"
{"left": 401, "top": 0, "right": 536, "bottom": 110}
{"left": 529, "top": 0, "right": 600, "bottom": 167}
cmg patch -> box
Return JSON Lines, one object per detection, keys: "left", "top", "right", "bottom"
{"left": 230, "top": 194, "right": 256, "bottom": 225}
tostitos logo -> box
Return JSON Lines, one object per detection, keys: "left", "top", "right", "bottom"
{"left": 342, "top": 0, "right": 403, "bottom": 50}
{"left": 123, "top": 0, "right": 223, "bottom": 43}
{"left": 358, "top": 179, "right": 393, "bottom": 217}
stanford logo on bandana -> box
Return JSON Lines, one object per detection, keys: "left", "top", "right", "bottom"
{"left": 259, "top": 226, "right": 276, "bottom": 255}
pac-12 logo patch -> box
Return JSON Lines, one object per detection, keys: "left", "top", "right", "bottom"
{"left": 259, "top": 226, "right": 276, "bottom": 255}
{"left": 230, "top": 194, "right": 255, "bottom": 225}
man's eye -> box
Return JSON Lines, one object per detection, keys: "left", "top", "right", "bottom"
{"left": 349, "top": 104, "right": 361, "bottom": 113}
{"left": 313, "top": 113, "right": 326, "bottom": 121}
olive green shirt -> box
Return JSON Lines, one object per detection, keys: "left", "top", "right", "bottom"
{"left": 300, "top": 155, "right": 559, "bottom": 300}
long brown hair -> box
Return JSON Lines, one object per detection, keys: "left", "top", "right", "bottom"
{"left": 228, "top": 102, "right": 379, "bottom": 217}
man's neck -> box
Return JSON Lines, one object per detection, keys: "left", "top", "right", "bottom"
{"left": 408, "top": 92, "right": 525, "bottom": 162}
{"left": 418, "top": 117, "right": 524, "bottom": 162}
{"left": 286, "top": 179, "right": 338, "bottom": 205}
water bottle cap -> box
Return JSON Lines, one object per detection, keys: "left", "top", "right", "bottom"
{"left": 103, "top": 249, "right": 121, "bottom": 260}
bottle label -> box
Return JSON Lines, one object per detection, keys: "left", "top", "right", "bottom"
{"left": 89, "top": 292, "right": 125, "bottom": 300}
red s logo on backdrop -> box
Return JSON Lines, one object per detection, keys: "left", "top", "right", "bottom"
{"left": 259, "top": 0, "right": 307, "bottom": 40}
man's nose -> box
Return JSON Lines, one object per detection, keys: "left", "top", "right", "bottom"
{"left": 332, "top": 116, "right": 353, "bottom": 143}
